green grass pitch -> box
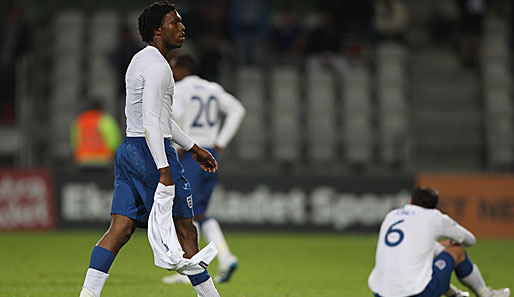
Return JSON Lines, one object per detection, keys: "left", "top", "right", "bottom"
{"left": 1, "top": 231, "right": 512, "bottom": 297}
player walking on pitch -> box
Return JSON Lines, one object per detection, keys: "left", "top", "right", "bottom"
{"left": 162, "top": 55, "right": 245, "bottom": 284}
{"left": 368, "top": 187, "right": 510, "bottom": 297}
{"left": 79, "top": 2, "right": 221, "bottom": 297}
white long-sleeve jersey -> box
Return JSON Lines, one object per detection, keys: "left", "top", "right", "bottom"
{"left": 173, "top": 75, "right": 246, "bottom": 149}
{"left": 125, "top": 46, "right": 194, "bottom": 169}
{"left": 368, "top": 204, "right": 476, "bottom": 297}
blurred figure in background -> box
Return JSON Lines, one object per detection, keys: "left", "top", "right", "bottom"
{"left": 197, "top": 34, "right": 226, "bottom": 83}
{"left": 373, "top": 0, "right": 409, "bottom": 43}
{"left": 195, "top": 0, "right": 230, "bottom": 82}
{"left": 111, "top": 24, "right": 143, "bottom": 123}
{"left": 70, "top": 100, "right": 121, "bottom": 169}
{"left": 0, "top": 3, "right": 31, "bottom": 125}
{"left": 268, "top": 3, "right": 305, "bottom": 64}
{"left": 305, "top": 7, "right": 346, "bottom": 74}
{"left": 162, "top": 54, "right": 245, "bottom": 285}
{"left": 112, "top": 24, "right": 143, "bottom": 95}
{"left": 339, "top": 0, "right": 374, "bottom": 58}
{"left": 456, "top": 0, "right": 487, "bottom": 67}
{"left": 229, "top": 0, "right": 269, "bottom": 65}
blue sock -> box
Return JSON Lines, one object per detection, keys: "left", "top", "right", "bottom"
{"left": 455, "top": 254, "right": 474, "bottom": 278}
{"left": 89, "top": 246, "right": 116, "bottom": 273}
{"left": 187, "top": 269, "right": 211, "bottom": 286}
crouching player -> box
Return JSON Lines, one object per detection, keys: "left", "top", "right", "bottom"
{"left": 368, "top": 187, "right": 510, "bottom": 297}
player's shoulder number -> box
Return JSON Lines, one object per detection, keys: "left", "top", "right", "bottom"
{"left": 385, "top": 219, "right": 405, "bottom": 247}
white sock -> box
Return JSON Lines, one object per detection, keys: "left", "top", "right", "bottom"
{"left": 445, "top": 284, "right": 462, "bottom": 296}
{"left": 202, "top": 218, "right": 232, "bottom": 264}
{"left": 193, "top": 277, "right": 220, "bottom": 297}
{"left": 459, "top": 264, "right": 488, "bottom": 296}
{"left": 81, "top": 268, "right": 109, "bottom": 297}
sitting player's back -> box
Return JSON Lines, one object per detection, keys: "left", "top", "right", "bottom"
{"left": 369, "top": 187, "right": 509, "bottom": 297}
{"left": 369, "top": 205, "right": 451, "bottom": 296}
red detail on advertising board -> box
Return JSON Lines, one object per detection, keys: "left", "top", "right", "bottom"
{"left": 417, "top": 174, "right": 514, "bottom": 238}
{"left": 0, "top": 169, "right": 56, "bottom": 230}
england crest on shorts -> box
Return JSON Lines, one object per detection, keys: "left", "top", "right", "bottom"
{"left": 187, "top": 195, "right": 193, "bottom": 208}
{"left": 435, "top": 259, "right": 447, "bottom": 271}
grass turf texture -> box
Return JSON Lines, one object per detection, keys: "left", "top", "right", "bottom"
{"left": 1, "top": 231, "right": 512, "bottom": 297}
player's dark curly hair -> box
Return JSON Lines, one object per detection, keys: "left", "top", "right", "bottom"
{"left": 411, "top": 186, "right": 439, "bottom": 209}
{"left": 174, "top": 54, "right": 198, "bottom": 74}
{"left": 138, "top": 1, "right": 177, "bottom": 43}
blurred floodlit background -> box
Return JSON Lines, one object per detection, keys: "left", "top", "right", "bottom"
{"left": 0, "top": 0, "right": 513, "bottom": 237}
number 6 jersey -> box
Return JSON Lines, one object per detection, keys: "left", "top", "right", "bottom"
{"left": 172, "top": 75, "right": 245, "bottom": 149}
{"left": 368, "top": 204, "right": 476, "bottom": 297}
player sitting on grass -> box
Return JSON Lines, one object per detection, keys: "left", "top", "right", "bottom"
{"left": 368, "top": 186, "right": 510, "bottom": 297}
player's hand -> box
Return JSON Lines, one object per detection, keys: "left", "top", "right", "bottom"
{"left": 159, "top": 167, "right": 174, "bottom": 186}
{"left": 440, "top": 239, "right": 459, "bottom": 247}
{"left": 189, "top": 144, "right": 218, "bottom": 173}
{"left": 176, "top": 148, "right": 185, "bottom": 159}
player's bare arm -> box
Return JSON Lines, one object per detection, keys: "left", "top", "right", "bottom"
{"left": 176, "top": 148, "right": 185, "bottom": 158}
{"left": 158, "top": 167, "right": 174, "bottom": 186}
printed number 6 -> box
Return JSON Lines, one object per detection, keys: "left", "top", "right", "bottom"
{"left": 385, "top": 219, "right": 405, "bottom": 247}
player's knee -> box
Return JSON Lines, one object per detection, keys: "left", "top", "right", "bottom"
{"left": 193, "top": 213, "right": 205, "bottom": 222}
{"left": 108, "top": 219, "right": 135, "bottom": 244}
{"left": 444, "top": 245, "right": 466, "bottom": 265}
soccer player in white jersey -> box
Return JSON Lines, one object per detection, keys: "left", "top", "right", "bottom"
{"left": 162, "top": 55, "right": 246, "bottom": 285}
{"left": 368, "top": 187, "right": 510, "bottom": 297}
{"left": 79, "top": 2, "right": 222, "bottom": 297}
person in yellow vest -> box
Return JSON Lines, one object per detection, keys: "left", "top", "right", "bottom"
{"left": 70, "top": 101, "right": 121, "bottom": 167}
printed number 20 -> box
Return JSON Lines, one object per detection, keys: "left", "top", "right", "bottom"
{"left": 385, "top": 219, "right": 405, "bottom": 247}
{"left": 191, "top": 95, "right": 219, "bottom": 127}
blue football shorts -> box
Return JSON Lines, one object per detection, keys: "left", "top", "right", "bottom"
{"left": 111, "top": 137, "right": 193, "bottom": 227}
{"left": 415, "top": 251, "right": 456, "bottom": 297}
{"left": 373, "top": 252, "right": 456, "bottom": 297}
{"left": 180, "top": 148, "right": 218, "bottom": 216}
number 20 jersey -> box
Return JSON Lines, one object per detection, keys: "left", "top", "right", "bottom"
{"left": 172, "top": 75, "right": 245, "bottom": 149}
{"left": 368, "top": 204, "right": 475, "bottom": 297}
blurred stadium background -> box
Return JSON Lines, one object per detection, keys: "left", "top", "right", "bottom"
{"left": 1, "top": 0, "right": 514, "bottom": 295}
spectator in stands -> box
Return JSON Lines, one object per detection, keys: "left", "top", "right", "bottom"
{"left": 177, "top": 0, "right": 231, "bottom": 83}
{"left": 456, "top": 0, "right": 487, "bottom": 68}
{"left": 505, "top": 0, "right": 514, "bottom": 53}
{"left": 0, "top": 3, "right": 31, "bottom": 125}
{"left": 111, "top": 25, "right": 142, "bottom": 122}
{"left": 70, "top": 100, "right": 121, "bottom": 169}
{"left": 196, "top": 0, "right": 229, "bottom": 39}
{"left": 510, "top": 4, "right": 514, "bottom": 48}
{"left": 112, "top": 25, "right": 143, "bottom": 93}
{"left": 197, "top": 35, "right": 227, "bottom": 82}
{"left": 373, "top": 0, "right": 409, "bottom": 43}
{"left": 228, "top": 0, "right": 269, "bottom": 65}
{"left": 305, "top": 7, "right": 346, "bottom": 74}
{"left": 268, "top": 3, "right": 305, "bottom": 64}
{"left": 339, "top": 0, "right": 374, "bottom": 57}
